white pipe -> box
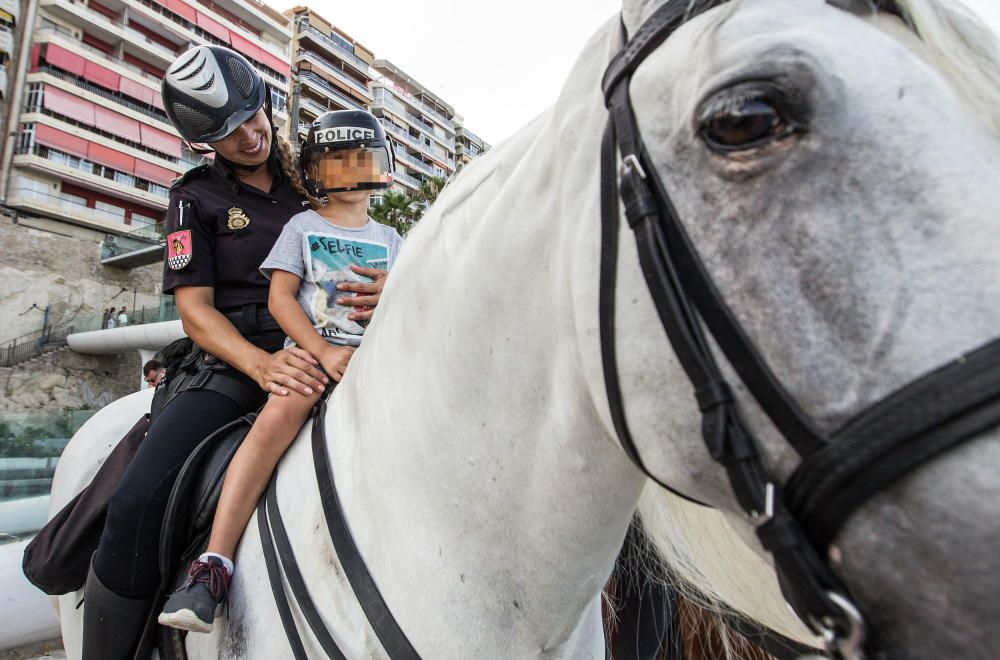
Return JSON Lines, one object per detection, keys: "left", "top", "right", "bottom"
{"left": 66, "top": 320, "right": 185, "bottom": 355}
{"left": 0, "top": 538, "right": 60, "bottom": 652}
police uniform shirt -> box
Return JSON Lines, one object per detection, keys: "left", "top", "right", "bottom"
{"left": 162, "top": 157, "right": 307, "bottom": 311}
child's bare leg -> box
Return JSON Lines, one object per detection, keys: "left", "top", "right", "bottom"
{"left": 207, "top": 389, "right": 319, "bottom": 560}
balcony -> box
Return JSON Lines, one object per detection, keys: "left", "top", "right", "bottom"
{"left": 299, "top": 96, "right": 327, "bottom": 119}
{"left": 0, "top": 26, "right": 12, "bottom": 57}
{"left": 32, "top": 67, "right": 171, "bottom": 127}
{"left": 392, "top": 170, "right": 422, "bottom": 191}
{"left": 381, "top": 120, "right": 450, "bottom": 166}
{"left": 394, "top": 146, "right": 436, "bottom": 178}
{"left": 124, "top": 0, "right": 289, "bottom": 87}
{"left": 298, "top": 50, "right": 371, "bottom": 100}
{"left": 39, "top": 0, "right": 179, "bottom": 66}
{"left": 6, "top": 185, "right": 160, "bottom": 237}
{"left": 297, "top": 23, "right": 370, "bottom": 77}
{"left": 298, "top": 71, "right": 365, "bottom": 112}
{"left": 13, "top": 144, "right": 169, "bottom": 208}
{"left": 37, "top": 26, "right": 163, "bottom": 87}
{"left": 100, "top": 221, "right": 165, "bottom": 267}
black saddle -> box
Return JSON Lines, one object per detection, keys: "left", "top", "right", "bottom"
{"left": 132, "top": 413, "right": 256, "bottom": 660}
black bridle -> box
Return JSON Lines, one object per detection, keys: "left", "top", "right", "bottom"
{"left": 599, "top": 1, "right": 1000, "bottom": 658}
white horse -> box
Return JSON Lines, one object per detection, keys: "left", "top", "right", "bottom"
{"left": 51, "top": 0, "right": 1000, "bottom": 657}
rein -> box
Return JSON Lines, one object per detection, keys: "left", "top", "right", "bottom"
{"left": 257, "top": 397, "right": 421, "bottom": 659}
{"left": 598, "top": 1, "right": 1000, "bottom": 658}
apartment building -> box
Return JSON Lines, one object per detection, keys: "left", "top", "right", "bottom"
{"left": 454, "top": 124, "right": 489, "bottom": 173}
{"left": 0, "top": 0, "right": 291, "bottom": 267}
{"left": 369, "top": 59, "right": 459, "bottom": 196}
{"left": 0, "top": 0, "right": 17, "bottom": 99}
{"left": 285, "top": 6, "right": 374, "bottom": 142}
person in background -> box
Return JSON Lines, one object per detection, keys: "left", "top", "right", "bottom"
{"left": 143, "top": 359, "right": 165, "bottom": 389}
{"left": 117, "top": 306, "right": 129, "bottom": 327}
{"left": 101, "top": 308, "right": 110, "bottom": 329}
{"left": 106, "top": 306, "right": 117, "bottom": 329}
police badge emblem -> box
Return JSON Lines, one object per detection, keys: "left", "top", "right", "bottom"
{"left": 167, "top": 230, "right": 192, "bottom": 270}
{"left": 227, "top": 207, "right": 251, "bottom": 230}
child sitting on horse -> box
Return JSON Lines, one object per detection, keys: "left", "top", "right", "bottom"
{"left": 159, "top": 109, "right": 404, "bottom": 633}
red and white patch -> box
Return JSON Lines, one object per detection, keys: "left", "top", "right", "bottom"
{"left": 167, "top": 230, "right": 193, "bottom": 270}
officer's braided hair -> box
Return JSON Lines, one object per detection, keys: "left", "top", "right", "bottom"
{"left": 274, "top": 134, "right": 323, "bottom": 209}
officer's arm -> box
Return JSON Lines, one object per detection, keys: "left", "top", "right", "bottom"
{"left": 175, "top": 285, "right": 326, "bottom": 396}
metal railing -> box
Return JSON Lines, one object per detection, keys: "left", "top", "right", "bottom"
{"left": 298, "top": 23, "right": 371, "bottom": 74}
{"left": 37, "top": 26, "right": 163, "bottom": 84}
{"left": 392, "top": 169, "right": 423, "bottom": 190}
{"left": 298, "top": 50, "right": 370, "bottom": 98}
{"left": 7, "top": 186, "right": 146, "bottom": 226}
{"left": 298, "top": 71, "right": 365, "bottom": 112}
{"left": 394, "top": 145, "right": 436, "bottom": 177}
{"left": 14, "top": 143, "right": 170, "bottom": 199}
{"left": 0, "top": 325, "right": 73, "bottom": 368}
{"left": 34, "top": 65, "right": 171, "bottom": 125}
{"left": 128, "top": 0, "right": 289, "bottom": 78}
{"left": 51, "top": 0, "right": 178, "bottom": 62}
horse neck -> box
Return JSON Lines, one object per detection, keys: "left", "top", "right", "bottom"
{"left": 323, "top": 19, "right": 645, "bottom": 657}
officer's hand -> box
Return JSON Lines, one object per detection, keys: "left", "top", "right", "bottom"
{"left": 336, "top": 265, "right": 388, "bottom": 321}
{"left": 318, "top": 345, "right": 356, "bottom": 383}
{"left": 257, "top": 346, "right": 328, "bottom": 396}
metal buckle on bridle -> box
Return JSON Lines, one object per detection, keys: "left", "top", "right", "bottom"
{"left": 620, "top": 153, "right": 647, "bottom": 181}
{"left": 801, "top": 591, "right": 866, "bottom": 660}
{"left": 752, "top": 481, "right": 776, "bottom": 523}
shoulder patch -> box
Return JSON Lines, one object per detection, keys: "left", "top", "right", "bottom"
{"left": 170, "top": 163, "right": 211, "bottom": 191}
{"left": 167, "top": 230, "right": 193, "bottom": 270}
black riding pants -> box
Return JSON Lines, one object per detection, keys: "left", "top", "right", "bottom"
{"left": 93, "top": 387, "right": 259, "bottom": 597}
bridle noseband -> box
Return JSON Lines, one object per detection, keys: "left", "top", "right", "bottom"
{"left": 598, "top": 2, "right": 1000, "bottom": 658}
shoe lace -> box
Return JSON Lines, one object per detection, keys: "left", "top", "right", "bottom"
{"left": 187, "top": 559, "right": 231, "bottom": 602}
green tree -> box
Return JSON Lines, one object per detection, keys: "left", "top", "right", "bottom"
{"left": 414, "top": 176, "right": 447, "bottom": 208}
{"left": 369, "top": 189, "right": 416, "bottom": 236}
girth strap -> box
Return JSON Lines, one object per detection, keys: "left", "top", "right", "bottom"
{"left": 311, "top": 398, "right": 423, "bottom": 660}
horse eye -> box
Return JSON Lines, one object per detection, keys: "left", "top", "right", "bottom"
{"left": 701, "top": 98, "right": 794, "bottom": 152}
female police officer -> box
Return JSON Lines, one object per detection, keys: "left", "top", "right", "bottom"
{"left": 82, "top": 46, "right": 386, "bottom": 658}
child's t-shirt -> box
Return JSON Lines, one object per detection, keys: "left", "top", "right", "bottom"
{"left": 260, "top": 210, "right": 403, "bottom": 347}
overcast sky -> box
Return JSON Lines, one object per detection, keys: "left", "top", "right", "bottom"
{"left": 267, "top": 0, "right": 620, "bottom": 146}
{"left": 267, "top": 0, "right": 1000, "bottom": 147}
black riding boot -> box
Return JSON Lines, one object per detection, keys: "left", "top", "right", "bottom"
{"left": 81, "top": 561, "right": 153, "bottom": 660}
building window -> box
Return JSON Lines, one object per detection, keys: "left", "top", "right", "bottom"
{"left": 24, "top": 83, "right": 43, "bottom": 113}
{"left": 16, "top": 123, "right": 35, "bottom": 151}
{"left": 114, "top": 171, "right": 136, "bottom": 187}
{"left": 95, "top": 201, "right": 127, "bottom": 222}
{"left": 131, "top": 212, "right": 158, "bottom": 226}
{"left": 271, "top": 88, "right": 287, "bottom": 114}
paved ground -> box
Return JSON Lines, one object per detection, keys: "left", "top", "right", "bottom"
{"left": 0, "top": 640, "right": 64, "bottom": 659}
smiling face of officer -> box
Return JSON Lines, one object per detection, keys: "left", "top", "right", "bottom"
{"left": 208, "top": 109, "right": 271, "bottom": 167}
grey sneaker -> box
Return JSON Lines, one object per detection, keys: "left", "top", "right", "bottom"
{"left": 157, "top": 557, "right": 231, "bottom": 633}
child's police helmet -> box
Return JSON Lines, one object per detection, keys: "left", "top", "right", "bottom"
{"left": 301, "top": 110, "right": 395, "bottom": 196}
{"left": 162, "top": 46, "right": 268, "bottom": 143}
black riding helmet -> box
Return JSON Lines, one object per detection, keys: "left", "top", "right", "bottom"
{"left": 162, "top": 45, "right": 269, "bottom": 144}
{"left": 301, "top": 110, "right": 395, "bottom": 196}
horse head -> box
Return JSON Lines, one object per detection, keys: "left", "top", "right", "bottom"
{"left": 611, "top": 0, "right": 1000, "bottom": 656}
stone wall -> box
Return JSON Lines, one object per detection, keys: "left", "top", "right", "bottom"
{"left": 0, "top": 211, "right": 161, "bottom": 341}
{"left": 0, "top": 210, "right": 160, "bottom": 413}
{"left": 0, "top": 347, "right": 142, "bottom": 413}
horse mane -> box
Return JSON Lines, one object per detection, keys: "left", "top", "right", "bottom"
{"left": 633, "top": 0, "right": 1000, "bottom": 649}
{"left": 883, "top": 0, "right": 1000, "bottom": 134}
